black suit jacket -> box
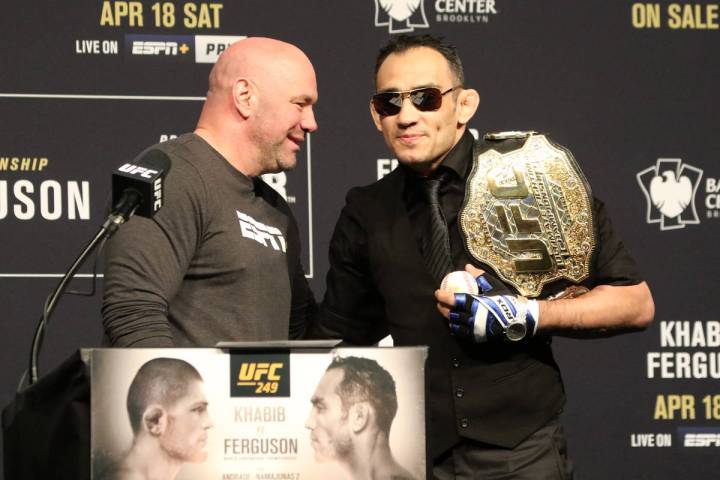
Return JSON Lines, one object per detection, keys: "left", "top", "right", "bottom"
{"left": 314, "top": 163, "right": 566, "bottom": 459}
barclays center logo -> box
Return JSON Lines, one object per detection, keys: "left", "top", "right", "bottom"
{"left": 374, "top": 0, "right": 499, "bottom": 33}
{"left": 374, "top": 0, "right": 429, "bottom": 33}
{"left": 637, "top": 158, "right": 703, "bottom": 231}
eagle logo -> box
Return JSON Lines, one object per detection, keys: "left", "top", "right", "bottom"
{"left": 637, "top": 158, "right": 703, "bottom": 230}
{"left": 375, "top": 0, "right": 429, "bottom": 33}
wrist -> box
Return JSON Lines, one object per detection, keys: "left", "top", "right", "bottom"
{"left": 526, "top": 298, "right": 540, "bottom": 336}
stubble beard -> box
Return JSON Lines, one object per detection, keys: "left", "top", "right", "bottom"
{"left": 251, "top": 121, "right": 297, "bottom": 175}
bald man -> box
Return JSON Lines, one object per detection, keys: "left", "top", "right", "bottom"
{"left": 102, "top": 38, "right": 318, "bottom": 347}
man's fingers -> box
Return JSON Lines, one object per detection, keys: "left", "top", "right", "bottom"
{"left": 464, "top": 264, "right": 485, "bottom": 277}
{"left": 435, "top": 289, "right": 456, "bottom": 306}
{"left": 435, "top": 289, "right": 455, "bottom": 320}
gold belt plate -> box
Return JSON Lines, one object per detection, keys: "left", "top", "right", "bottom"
{"left": 460, "top": 134, "right": 596, "bottom": 297}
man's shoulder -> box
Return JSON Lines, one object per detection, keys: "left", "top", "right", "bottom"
{"left": 346, "top": 166, "right": 405, "bottom": 204}
{"left": 153, "top": 133, "right": 208, "bottom": 167}
{"left": 130, "top": 134, "right": 204, "bottom": 177}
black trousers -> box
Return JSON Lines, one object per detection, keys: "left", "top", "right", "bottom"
{"left": 433, "top": 416, "right": 574, "bottom": 480}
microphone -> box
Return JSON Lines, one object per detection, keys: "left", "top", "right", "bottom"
{"left": 25, "top": 149, "right": 172, "bottom": 386}
{"left": 111, "top": 149, "right": 171, "bottom": 220}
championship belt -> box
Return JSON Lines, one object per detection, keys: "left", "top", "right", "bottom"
{"left": 460, "top": 132, "right": 596, "bottom": 297}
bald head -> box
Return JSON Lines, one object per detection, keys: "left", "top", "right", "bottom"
{"left": 195, "top": 37, "right": 318, "bottom": 176}
{"left": 208, "top": 38, "right": 313, "bottom": 99}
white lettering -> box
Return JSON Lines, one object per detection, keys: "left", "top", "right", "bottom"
{"left": 236, "top": 210, "right": 287, "bottom": 253}
{"left": 660, "top": 321, "right": 720, "bottom": 347}
{"left": 132, "top": 41, "right": 178, "bottom": 55}
{"left": 0, "top": 181, "right": 6, "bottom": 219}
{"left": 630, "top": 433, "right": 655, "bottom": 447}
{"left": 153, "top": 178, "right": 162, "bottom": 211}
{"left": 101, "top": 40, "right": 118, "bottom": 54}
{"left": 647, "top": 351, "right": 720, "bottom": 379}
{"left": 40, "top": 180, "right": 63, "bottom": 220}
{"left": 261, "top": 173, "right": 288, "bottom": 201}
{"left": 685, "top": 433, "right": 720, "bottom": 447}
{"left": 67, "top": 181, "right": 91, "bottom": 220}
{"left": 706, "top": 193, "right": 720, "bottom": 209}
{"left": 13, "top": 180, "right": 34, "bottom": 220}
{"left": 118, "top": 163, "right": 159, "bottom": 179}
{"left": 435, "top": 0, "right": 497, "bottom": 14}
{"left": 0, "top": 180, "right": 90, "bottom": 221}
{"left": 377, "top": 159, "right": 398, "bottom": 180}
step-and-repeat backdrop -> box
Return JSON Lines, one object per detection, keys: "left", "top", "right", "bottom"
{"left": 1, "top": 1, "right": 718, "bottom": 478}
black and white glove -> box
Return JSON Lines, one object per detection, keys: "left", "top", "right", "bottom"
{"left": 448, "top": 276, "right": 539, "bottom": 342}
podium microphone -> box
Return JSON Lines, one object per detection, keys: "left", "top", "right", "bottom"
{"left": 107, "top": 148, "right": 171, "bottom": 225}
{"left": 26, "top": 149, "right": 171, "bottom": 386}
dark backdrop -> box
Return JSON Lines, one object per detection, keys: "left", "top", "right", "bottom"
{"left": 2, "top": 1, "right": 719, "bottom": 478}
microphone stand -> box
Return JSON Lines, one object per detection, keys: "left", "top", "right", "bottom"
{"left": 26, "top": 193, "right": 140, "bottom": 388}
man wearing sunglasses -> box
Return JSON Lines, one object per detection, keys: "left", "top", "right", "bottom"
{"left": 312, "top": 34, "right": 654, "bottom": 479}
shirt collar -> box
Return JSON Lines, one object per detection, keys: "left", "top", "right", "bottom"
{"left": 440, "top": 129, "right": 475, "bottom": 179}
{"left": 401, "top": 129, "right": 475, "bottom": 185}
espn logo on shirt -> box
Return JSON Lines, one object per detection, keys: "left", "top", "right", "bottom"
{"left": 679, "top": 427, "right": 720, "bottom": 447}
{"left": 236, "top": 210, "right": 287, "bottom": 252}
{"left": 230, "top": 353, "right": 290, "bottom": 397}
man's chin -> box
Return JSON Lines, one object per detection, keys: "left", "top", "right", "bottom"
{"left": 274, "top": 155, "right": 297, "bottom": 174}
{"left": 188, "top": 450, "right": 208, "bottom": 463}
{"left": 315, "top": 454, "right": 330, "bottom": 464}
{"left": 312, "top": 449, "right": 331, "bottom": 464}
{"left": 396, "top": 155, "right": 435, "bottom": 173}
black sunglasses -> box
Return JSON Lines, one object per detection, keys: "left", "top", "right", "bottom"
{"left": 371, "top": 86, "right": 461, "bottom": 116}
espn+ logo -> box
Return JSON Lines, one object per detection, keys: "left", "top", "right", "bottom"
{"left": 680, "top": 428, "right": 720, "bottom": 447}
{"left": 230, "top": 354, "right": 290, "bottom": 397}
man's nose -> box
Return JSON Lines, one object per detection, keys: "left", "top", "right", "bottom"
{"left": 304, "top": 412, "right": 315, "bottom": 430}
{"left": 302, "top": 107, "right": 318, "bottom": 133}
{"left": 395, "top": 97, "right": 419, "bottom": 126}
{"left": 203, "top": 412, "right": 214, "bottom": 429}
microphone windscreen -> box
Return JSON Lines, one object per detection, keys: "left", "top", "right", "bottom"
{"left": 111, "top": 149, "right": 171, "bottom": 218}
{"left": 138, "top": 148, "right": 172, "bottom": 176}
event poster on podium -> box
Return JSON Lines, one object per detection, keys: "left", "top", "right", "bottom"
{"left": 90, "top": 347, "right": 427, "bottom": 480}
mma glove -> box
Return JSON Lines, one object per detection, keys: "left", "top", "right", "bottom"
{"left": 448, "top": 275, "right": 540, "bottom": 343}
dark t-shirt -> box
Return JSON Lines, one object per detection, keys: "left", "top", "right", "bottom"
{"left": 102, "top": 134, "right": 314, "bottom": 347}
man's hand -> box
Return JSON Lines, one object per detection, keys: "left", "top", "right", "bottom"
{"left": 435, "top": 265, "right": 539, "bottom": 342}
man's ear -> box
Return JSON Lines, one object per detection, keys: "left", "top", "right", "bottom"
{"left": 370, "top": 101, "right": 384, "bottom": 132}
{"left": 456, "top": 88, "right": 480, "bottom": 126}
{"left": 233, "top": 78, "right": 255, "bottom": 118}
{"left": 348, "top": 403, "right": 370, "bottom": 433}
{"left": 143, "top": 405, "right": 167, "bottom": 436}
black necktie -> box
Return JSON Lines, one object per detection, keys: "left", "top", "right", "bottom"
{"left": 421, "top": 172, "right": 453, "bottom": 284}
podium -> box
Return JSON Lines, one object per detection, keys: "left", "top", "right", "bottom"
{"left": 4, "top": 344, "right": 428, "bottom": 479}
